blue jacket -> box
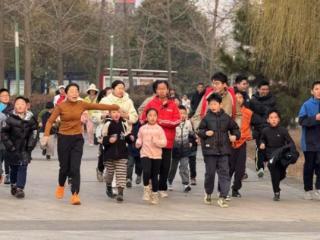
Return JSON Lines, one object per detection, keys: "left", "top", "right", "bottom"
{"left": 298, "top": 97, "right": 320, "bottom": 152}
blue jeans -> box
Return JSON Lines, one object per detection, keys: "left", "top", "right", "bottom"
{"left": 10, "top": 164, "right": 28, "bottom": 189}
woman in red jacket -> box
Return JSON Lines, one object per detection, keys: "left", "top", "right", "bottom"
{"left": 141, "top": 80, "right": 181, "bottom": 198}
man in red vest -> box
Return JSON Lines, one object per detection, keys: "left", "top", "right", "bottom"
{"left": 192, "top": 72, "right": 237, "bottom": 129}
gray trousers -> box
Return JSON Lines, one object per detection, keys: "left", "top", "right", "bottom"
{"left": 204, "top": 155, "right": 230, "bottom": 198}
{"left": 168, "top": 156, "right": 190, "bottom": 185}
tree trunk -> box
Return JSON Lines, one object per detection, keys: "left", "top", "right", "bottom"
{"left": 123, "top": 0, "right": 134, "bottom": 95}
{"left": 95, "top": 0, "right": 106, "bottom": 87}
{"left": 57, "top": 0, "right": 64, "bottom": 85}
{"left": 24, "top": 1, "right": 32, "bottom": 97}
{"left": 0, "top": 0, "right": 5, "bottom": 88}
{"left": 209, "top": 0, "right": 219, "bottom": 77}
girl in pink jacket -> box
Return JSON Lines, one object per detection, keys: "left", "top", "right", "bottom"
{"left": 136, "top": 108, "right": 167, "bottom": 205}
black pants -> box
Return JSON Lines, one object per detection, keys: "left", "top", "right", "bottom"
{"left": 141, "top": 157, "right": 161, "bottom": 192}
{"left": 303, "top": 151, "right": 320, "bottom": 191}
{"left": 255, "top": 139, "right": 266, "bottom": 171}
{"left": 229, "top": 143, "right": 246, "bottom": 191}
{"left": 127, "top": 155, "right": 142, "bottom": 180}
{"left": 57, "top": 134, "right": 84, "bottom": 194}
{"left": 204, "top": 155, "right": 230, "bottom": 198}
{"left": 159, "top": 148, "right": 172, "bottom": 191}
{"left": 0, "top": 149, "right": 10, "bottom": 176}
{"left": 189, "top": 154, "right": 197, "bottom": 179}
{"left": 268, "top": 161, "right": 287, "bottom": 193}
{"left": 10, "top": 164, "right": 27, "bottom": 189}
{"left": 97, "top": 144, "right": 104, "bottom": 173}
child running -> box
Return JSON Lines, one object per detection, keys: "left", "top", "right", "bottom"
{"left": 102, "top": 109, "right": 134, "bottom": 203}
{"left": 168, "top": 105, "right": 195, "bottom": 192}
{"left": 198, "top": 93, "right": 240, "bottom": 208}
{"left": 136, "top": 108, "right": 167, "bottom": 204}
{"left": 260, "top": 110, "right": 299, "bottom": 201}
{"left": 1, "top": 96, "right": 38, "bottom": 198}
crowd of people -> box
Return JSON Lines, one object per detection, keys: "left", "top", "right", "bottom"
{"left": 0, "top": 72, "right": 319, "bottom": 208}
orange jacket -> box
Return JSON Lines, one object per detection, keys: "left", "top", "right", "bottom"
{"left": 233, "top": 106, "right": 253, "bottom": 149}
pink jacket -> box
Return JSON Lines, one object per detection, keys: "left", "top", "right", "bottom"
{"left": 136, "top": 123, "right": 167, "bottom": 159}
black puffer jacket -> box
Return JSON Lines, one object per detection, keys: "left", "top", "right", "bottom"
{"left": 1, "top": 112, "right": 39, "bottom": 165}
{"left": 249, "top": 93, "right": 276, "bottom": 120}
{"left": 102, "top": 118, "right": 134, "bottom": 161}
{"left": 198, "top": 110, "right": 240, "bottom": 156}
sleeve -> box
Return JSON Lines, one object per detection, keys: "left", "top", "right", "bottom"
{"left": 158, "top": 104, "right": 181, "bottom": 129}
{"left": 127, "top": 99, "right": 138, "bottom": 124}
{"left": 125, "top": 133, "right": 135, "bottom": 144}
{"left": 136, "top": 128, "right": 143, "bottom": 148}
{"left": 191, "top": 97, "right": 204, "bottom": 129}
{"left": 228, "top": 118, "right": 241, "bottom": 140}
{"left": 153, "top": 127, "right": 167, "bottom": 148}
{"left": 140, "top": 100, "right": 152, "bottom": 123}
{"left": 298, "top": 104, "right": 320, "bottom": 127}
{"left": 197, "top": 118, "right": 208, "bottom": 139}
{"left": 44, "top": 105, "right": 61, "bottom": 136}
{"left": 27, "top": 118, "right": 39, "bottom": 152}
{"left": 1, "top": 119, "right": 14, "bottom": 151}
{"left": 260, "top": 129, "right": 267, "bottom": 145}
{"left": 82, "top": 101, "right": 119, "bottom": 111}
{"left": 283, "top": 128, "right": 294, "bottom": 145}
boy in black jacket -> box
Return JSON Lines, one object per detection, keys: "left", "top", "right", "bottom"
{"left": 198, "top": 94, "right": 240, "bottom": 208}
{"left": 260, "top": 110, "right": 297, "bottom": 201}
{"left": 1, "top": 96, "right": 38, "bottom": 198}
{"left": 102, "top": 109, "right": 134, "bottom": 202}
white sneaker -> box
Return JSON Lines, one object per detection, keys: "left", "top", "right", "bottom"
{"left": 159, "top": 191, "right": 168, "bottom": 198}
{"left": 142, "top": 186, "right": 151, "bottom": 201}
{"left": 225, "top": 195, "right": 231, "bottom": 201}
{"left": 304, "top": 191, "right": 313, "bottom": 200}
{"left": 313, "top": 190, "right": 320, "bottom": 200}
{"left": 168, "top": 183, "right": 173, "bottom": 191}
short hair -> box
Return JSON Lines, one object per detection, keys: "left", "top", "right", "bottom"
{"left": 235, "top": 90, "right": 246, "bottom": 99}
{"left": 257, "top": 80, "right": 270, "bottom": 89}
{"left": 312, "top": 81, "right": 320, "bottom": 89}
{"left": 267, "top": 109, "right": 281, "bottom": 119}
{"left": 207, "top": 93, "right": 222, "bottom": 104}
{"left": 211, "top": 72, "right": 228, "bottom": 84}
{"left": 146, "top": 108, "right": 158, "bottom": 116}
{"left": 0, "top": 88, "right": 9, "bottom": 95}
{"left": 197, "top": 82, "right": 204, "bottom": 86}
{"left": 46, "top": 101, "right": 54, "bottom": 109}
{"left": 14, "top": 96, "right": 28, "bottom": 104}
{"left": 178, "top": 105, "right": 187, "bottom": 111}
{"left": 65, "top": 83, "right": 80, "bottom": 93}
{"left": 111, "top": 80, "right": 125, "bottom": 89}
{"left": 152, "top": 80, "right": 169, "bottom": 93}
{"left": 235, "top": 75, "right": 248, "bottom": 84}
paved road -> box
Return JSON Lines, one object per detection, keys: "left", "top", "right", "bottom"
{"left": 0, "top": 143, "right": 319, "bottom": 239}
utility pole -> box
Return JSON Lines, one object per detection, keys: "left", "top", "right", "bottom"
{"left": 14, "top": 22, "right": 20, "bottom": 95}
{"left": 109, "top": 35, "right": 114, "bottom": 87}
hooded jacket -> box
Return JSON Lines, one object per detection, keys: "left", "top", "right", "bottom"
{"left": 100, "top": 92, "right": 138, "bottom": 132}
{"left": 140, "top": 96, "right": 181, "bottom": 149}
{"left": 198, "top": 109, "right": 240, "bottom": 156}
{"left": 298, "top": 97, "right": 320, "bottom": 152}
{"left": 1, "top": 111, "right": 38, "bottom": 165}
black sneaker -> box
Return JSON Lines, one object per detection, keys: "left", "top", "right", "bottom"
{"left": 126, "top": 179, "right": 132, "bottom": 188}
{"left": 190, "top": 178, "right": 197, "bottom": 186}
{"left": 46, "top": 155, "right": 51, "bottom": 160}
{"left": 15, "top": 188, "right": 25, "bottom": 199}
{"left": 42, "top": 149, "right": 47, "bottom": 156}
{"left": 232, "top": 189, "right": 242, "bottom": 198}
{"left": 11, "top": 185, "right": 17, "bottom": 196}
{"left": 135, "top": 175, "right": 142, "bottom": 185}
{"left": 116, "top": 187, "right": 124, "bottom": 202}
{"left": 106, "top": 185, "right": 116, "bottom": 199}
{"left": 4, "top": 174, "right": 10, "bottom": 184}
{"left": 273, "top": 192, "right": 280, "bottom": 201}
{"left": 184, "top": 185, "right": 191, "bottom": 193}
{"left": 68, "top": 177, "right": 72, "bottom": 185}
